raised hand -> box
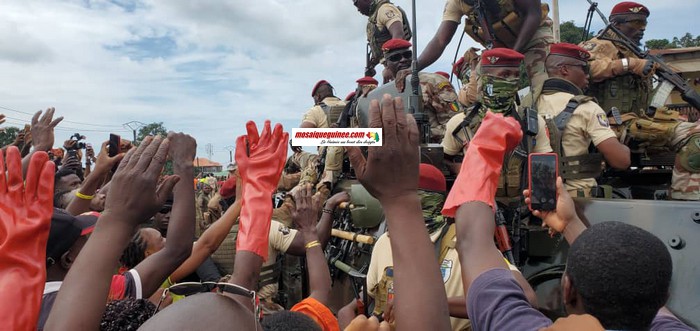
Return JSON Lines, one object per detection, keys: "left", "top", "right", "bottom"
{"left": 235, "top": 120, "right": 289, "bottom": 260}
{"left": 104, "top": 136, "right": 179, "bottom": 225}
{"left": 523, "top": 177, "right": 577, "bottom": 234}
{"left": 31, "top": 108, "right": 63, "bottom": 151}
{"left": 346, "top": 94, "right": 419, "bottom": 203}
{"left": 0, "top": 147, "right": 55, "bottom": 330}
{"left": 291, "top": 184, "right": 321, "bottom": 232}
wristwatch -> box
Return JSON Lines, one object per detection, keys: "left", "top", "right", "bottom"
{"left": 621, "top": 58, "right": 629, "bottom": 72}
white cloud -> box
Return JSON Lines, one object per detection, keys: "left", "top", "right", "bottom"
{"left": 0, "top": 0, "right": 697, "bottom": 163}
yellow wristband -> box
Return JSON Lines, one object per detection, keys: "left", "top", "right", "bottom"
{"left": 305, "top": 240, "right": 321, "bottom": 249}
{"left": 75, "top": 191, "right": 94, "bottom": 200}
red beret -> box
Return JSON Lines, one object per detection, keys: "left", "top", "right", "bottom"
{"left": 452, "top": 57, "right": 465, "bottom": 75}
{"left": 356, "top": 76, "right": 379, "bottom": 86}
{"left": 382, "top": 38, "right": 412, "bottom": 53}
{"left": 435, "top": 71, "right": 450, "bottom": 79}
{"left": 311, "top": 80, "right": 330, "bottom": 97}
{"left": 481, "top": 48, "right": 524, "bottom": 67}
{"left": 419, "top": 163, "right": 446, "bottom": 192}
{"left": 345, "top": 91, "right": 357, "bottom": 101}
{"left": 610, "top": 2, "right": 650, "bottom": 18}
{"left": 219, "top": 176, "right": 237, "bottom": 199}
{"left": 549, "top": 43, "right": 590, "bottom": 62}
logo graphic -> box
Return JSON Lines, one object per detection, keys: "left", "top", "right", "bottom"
{"left": 367, "top": 132, "right": 380, "bottom": 142}
{"left": 441, "top": 259, "right": 453, "bottom": 283}
{"left": 487, "top": 56, "right": 500, "bottom": 64}
{"left": 486, "top": 83, "right": 494, "bottom": 96}
{"left": 597, "top": 113, "right": 610, "bottom": 127}
{"left": 630, "top": 6, "right": 643, "bottom": 13}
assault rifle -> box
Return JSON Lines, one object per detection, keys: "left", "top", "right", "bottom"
{"left": 583, "top": 0, "right": 700, "bottom": 113}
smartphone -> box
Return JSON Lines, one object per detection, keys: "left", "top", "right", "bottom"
{"left": 109, "top": 134, "right": 121, "bottom": 157}
{"left": 528, "top": 153, "right": 558, "bottom": 211}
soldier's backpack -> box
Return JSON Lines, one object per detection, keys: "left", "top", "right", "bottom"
{"left": 319, "top": 101, "right": 347, "bottom": 126}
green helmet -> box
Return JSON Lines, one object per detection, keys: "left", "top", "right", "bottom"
{"left": 350, "top": 184, "right": 384, "bottom": 228}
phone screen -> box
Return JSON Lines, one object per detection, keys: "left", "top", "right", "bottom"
{"left": 109, "top": 134, "right": 121, "bottom": 157}
{"left": 529, "top": 153, "right": 558, "bottom": 211}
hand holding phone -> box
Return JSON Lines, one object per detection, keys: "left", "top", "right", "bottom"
{"left": 109, "top": 134, "right": 121, "bottom": 172}
{"left": 528, "top": 153, "right": 558, "bottom": 211}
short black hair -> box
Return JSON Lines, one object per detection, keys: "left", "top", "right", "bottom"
{"left": 100, "top": 298, "right": 155, "bottom": 331}
{"left": 261, "top": 311, "right": 322, "bottom": 331}
{"left": 54, "top": 167, "right": 77, "bottom": 184}
{"left": 120, "top": 230, "right": 147, "bottom": 269}
{"left": 567, "top": 221, "right": 672, "bottom": 330}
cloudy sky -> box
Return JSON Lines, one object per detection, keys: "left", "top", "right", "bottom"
{"left": 0, "top": 0, "right": 697, "bottom": 165}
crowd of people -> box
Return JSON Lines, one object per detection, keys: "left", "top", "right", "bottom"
{"left": 1, "top": 0, "right": 699, "bottom": 330}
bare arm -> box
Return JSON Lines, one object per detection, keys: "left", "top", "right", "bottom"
{"left": 387, "top": 21, "right": 404, "bottom": 40}
{"left": 134, "top": 134, "right": 197, "bottom": 298}
{"left": 417, "top": 21, "right": 459, "bottom": 71}
{"left": 596, "top": 137, "right": 631, "bottom": 170}
{"left": 300, "top": 121, "right": 316, "bottom": 129}
{"left": 347, "top": 95, "right": 451, "bottom": 330}
{"left": 170, "top": 198, "right": 242, "bottom": 282}
{"left": 287, "top": 191, "right": 349, "bottom": 256}
{"left": 46, "top": 136, "right": 177, "bottom": 331}
{"left": 512, "top": 0, "right": 543, "bottom": 53}
{"left": 66, "top": 142, "right": 122, "bottom": 216}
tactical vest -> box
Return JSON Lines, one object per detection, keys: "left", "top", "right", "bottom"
{"left": 589, "top": 73, "right": 651, "bottom": 116}
{"left": 367, "top": 0, "right": 412, "bottom": 68}
{"left": 462, "top": 0, "right": 550, "bottom": 48}
{"left": 320, "top": 101, "right": 347, "bottom": 126}
{"left": 543, "top": 95, "right": 604, "bottom": 180}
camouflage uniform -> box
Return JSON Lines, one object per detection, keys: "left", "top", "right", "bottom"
{"left": 366, "top": 0, "right": 412, "bottom": 72}
{"left": 582, "top": 33, "right": 700, "bottom": 200}
{"left": 442, "top": 0, "right": 554, "bottom": 100}
{"left": 419, "top": 72, "right": 462, "bottom": 142}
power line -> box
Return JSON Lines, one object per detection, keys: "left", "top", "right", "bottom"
{"left": 0, "top": 105, "right": 124, "bottom": 128}
{"left": 2, "top": 119, "right": 130, "bottom": 133}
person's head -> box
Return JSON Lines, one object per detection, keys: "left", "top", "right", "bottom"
{"left": 153, "top": 201, "right": 173, "bottom": 235}
{"left": 227, "top": 163, "right": 237, "bottom": 176}
{"left": 202, "top": 184, "right": 213, "bottom": 194}
{"left": 100, "top": 298, "right": 156, "bottom": 331}
{"left": 262, "top": 311, "right": 322, "bottom": 331}
{"left": 609, "top": 2, "right": 650, "bottom": 45}
{"left": 46, "top": 209, "right": 98, "bottom": 280}
{"left": 479, "top": 48, "right": 525, "bottom": 113}
{"left": 89, "top": 183, "right": 110, "bottom": 212}
{"left": 219, "top": 177, "right": 237, "bottom": 200}
{"left": 311, "top": 80, "right": 334, "bottom": 104}
{"left": 382, "top": 38, "right": 413, "bottom": 76}
{"left": 54, "top": 189, "right": 76, "bottom": 209}
{"left": 562, "top": 221, "right": 672, "bottom": 330}
{"left": 54, "top": 167, "right": 81, "bottom": 193}
{"left": 120, "top": 228, "right": 166, "bottom": 269}
{"left": 352, "top": 0, "right": 373, "bottom": 16}
{"left": 546, "top": 43, "right": 591, "bottom": 91}
{"left": 139, "top": 292, "right": 261, "bottom": 331}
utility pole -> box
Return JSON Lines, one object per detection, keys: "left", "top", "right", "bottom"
{"left": 123, "top": 121, "right": 146, "bottom": 143}
{"left": 224, "top": 145, "right": 235, "bottom": 163}
{"left": 205, "top": 143, "right": 213, "bottom": 161}
{"left": 552, "top": 0, "right": 561, "bottom": 42}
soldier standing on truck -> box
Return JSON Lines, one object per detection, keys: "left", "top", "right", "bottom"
{"left": 414, "top": 0, "right": 553, "bottom": 100}
{"left": 536, "top": 43, "right": 631, "bottom": 198}
{"left": 352, "top": 0, "right": 412, "bottom": 83}
{"left": 581, "top": 2, "right": 700, "bottom": 200}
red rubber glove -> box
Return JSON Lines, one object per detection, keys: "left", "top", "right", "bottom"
{"left": 235, "top": 120, "right": 289, "bottom": 261}
{"left": 0, "top": 147, "right": 55, "bottom": 330}
{"left": 442, "top": 112, "right": 522, "bottom": 216}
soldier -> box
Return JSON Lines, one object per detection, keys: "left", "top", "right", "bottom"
{"left": 352, "top": 0, "right": 412, "bottom": 82}
{"left": 340, "top": 76, "right": 380, "bottom": 129}
{"left": 415, "top": 0, "right": 553, "bottom": 99}
{"left": 580, "top": 1, "right": 654, "bottom": 116}
{"left": 300, "top": 80, "right": 346, "bottom": 189}
{"left": 537, "top": 43, "right": 631, "bottom": 197}
{"left": 367, "top": 163, "right": 535, "bottom": 330}
{"left": 382, "top": 39, "right": 461, "bottom": 143}
{"left": 441, "top": 48, "right": 552, "bottom": 197}
{"left": 581, "top": 2, "right": 700, "bottom": 200}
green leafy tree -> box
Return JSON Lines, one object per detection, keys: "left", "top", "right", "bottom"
{"left": 645, "top": 38, "right": 672, "bottom": 50}
{"left": 136, "top": 122, "right": 168, "bottom": 143}
{"left": 136, "top": 122, "right": 173, "bottom": 174}
{"left": 559, "top": 21, "right": 592, "bottom": 45}
{"left": 0, "top": 127, "right": 21, "bottom": 148}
